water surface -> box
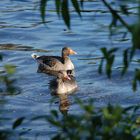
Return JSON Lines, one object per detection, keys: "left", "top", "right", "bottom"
{"left": 0, "top": 0, "right": 140, "bottom": 139}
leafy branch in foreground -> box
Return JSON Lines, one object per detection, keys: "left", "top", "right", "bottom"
{"left": 31, "top": 99, "right": 140, "bottom": 140}
{"left": 1, "top": 97, "right": 140, "bottom": 139}
{"left": 99, "top": 0, "right": 140, "bottom": 90}
{"left": 98, "top": 47, "right": 118, "bottom": 78}
{"left": 0, "top": 54, "right": 24, "bottom": 139}
{"left": 40, "top": 0, "right": 82, "bottom": 29}
{"left": 0, "top": 64, "right": 20, "bottom": 95}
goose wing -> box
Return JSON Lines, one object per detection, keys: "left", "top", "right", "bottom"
{"left": 37, "top": 56, "right": 63, "bottom": 67}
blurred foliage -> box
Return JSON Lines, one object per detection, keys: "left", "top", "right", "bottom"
{"left": 0, "top": 54, "right": 17, "bottom": 95}
{"left": 0, "top": 116, "right": 26, "bottom": 140}
{"left": 0, "top": 54, "right": 23, "bottom": 140}
{"left": 0, "top": 64, "right": 19, "bottom": 95}
{"left": 39, "top": 0, "right": 140, "bottom": 91}
{"left": 12, "top": 117, "right": 25, "bottom": 130}
{"left": 98, "top": 47, "right": 118, "bottom": 78}
{"left": 1, "top": 99, "right": 140, "bottom": 139}
{"left": 31, "top": 99, "right": 140, "bottom": 140}
{"left": 40, "top": 0, "right": 82, "bottom": 29}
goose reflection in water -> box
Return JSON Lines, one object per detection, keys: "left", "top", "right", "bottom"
{"left": 57, "top": 94, "right": 70, "bottom": 115}
{"left": 49, "top": 71, "right": 78, "bottom": 114}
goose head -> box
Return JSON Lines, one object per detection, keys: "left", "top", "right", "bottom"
{"left": 62, "top": 47, "right": 77, "bottom": 58}
{"left": 57, "top": 71, "right": 71, "bottom": 81}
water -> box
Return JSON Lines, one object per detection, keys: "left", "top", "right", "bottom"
{"left": 0, "top": 0, "right": 140, "bottom": 139}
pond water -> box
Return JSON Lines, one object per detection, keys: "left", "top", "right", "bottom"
{"left": 0, "top": 0, "right": 140, "bottom": 139}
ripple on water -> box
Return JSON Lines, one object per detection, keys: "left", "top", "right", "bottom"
{"left": 0, "top": 0, "right": 140, "bottom": 139}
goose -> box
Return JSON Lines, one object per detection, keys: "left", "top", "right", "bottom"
{"left": 31, "top": 47, "right": 77, "bottom": 75}
{"left": 49, "top": 71, "right": 78, "bottom": 95}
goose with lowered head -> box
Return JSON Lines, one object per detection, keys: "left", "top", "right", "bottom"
{"left": 49, "top": 71, "right": 78, "bottom": 95}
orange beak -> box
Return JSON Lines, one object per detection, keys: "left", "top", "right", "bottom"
{"left": 69, "top": 49, "right": 77, "bottom": 55}
{"left": 63, "top": 75, "right": 71, "bottom": 80}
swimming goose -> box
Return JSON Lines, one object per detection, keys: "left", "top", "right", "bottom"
{"left": 31, "top": 47, "right": 77, "bottom": 74}
{"left": 49, "top": 71, "right": 78, "bottom": 95}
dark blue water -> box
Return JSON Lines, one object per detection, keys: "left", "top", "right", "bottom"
{"left": 0, "top": 0, "right": 140, "bottom": 139}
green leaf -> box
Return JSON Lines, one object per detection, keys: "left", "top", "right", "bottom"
{"left": 71, "top": 0, "right": 81, "bottom": 17}
{"left": 0, "top": 54, "right": 3, "bottom": 61}
{"left": 100, "top": 48, "right": 116, "bottom": 78}
{"left": 55, "top": 0, "right": 61, "bottom": 17}
{"left": 121, "top": 49, "right": 129, "bottom": 76}
{"left": 101, "top": 48, "right": 108, "bottom": 59}
{"left": 110, "top": 14, "right": 118, "bottom": 28}
{"left": 52, "top": 134, "right": 61, "bottom": 140}
{"left": 120, "top": 5, "right": 129, "bottom": 15}
{"left": 31, "top": 115, "right": 48, "bottom": 121}
{"left": 132, "top": 69, "right": 140, "bottom": 91}
{"left": 130, "top": 47, "right": 135, "bottom": 61}
{"left": 103, "top": 108, "right": 112, "bottom": 119}
{"left": 62, "top": 0, "right": 70, "bottom": 29}
{"left": 132, "top": 24, "right": 140, "bottom": 49}
{"left": 98, "top": 58, "right": 104, "bottom": 74}
{"left": 106, "top": 55, "right": 115, "bottom": 79}
{"left": 51, "top": 110, "right": 58, "bottom": 118}
{"left": 106, "top": 63, "right": 111, "bottom": 78}
{"left": 108, "top": 47, "right": 118, "bottom": 55}
{"left": 12, "top": 117, "right": 25, "bottom": 129}
{"left": 136, "top": 117, "right": 140, "bottom": 124}
{"left": 123, "top": 105, "right": 135, "bottom": 113}
{"left": 40, "top": 0, "right": 47, "bottom": 23}
{"left": 123, "top": 49, "right": 128, "bottom": 67}
{"left": 4, "top": 65, "right": 16, "bottom": 75}
{"left": 80, "top": 0, "right": 84, "bottom": 8}
{"left": 135, "top": 69, "right": 140, "bottom": 80}
{"left": 7, "top": 86, "right": 17, "bottom": 94}
{"left": 132, "top": 78, "right": 137, "bottom": 91}
{"left": 47, "top": 118, "right": 61, "bottom": 127}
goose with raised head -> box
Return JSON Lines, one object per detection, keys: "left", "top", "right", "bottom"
{"left": 31, "top": 47, "right": 77, "bottom": 75}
